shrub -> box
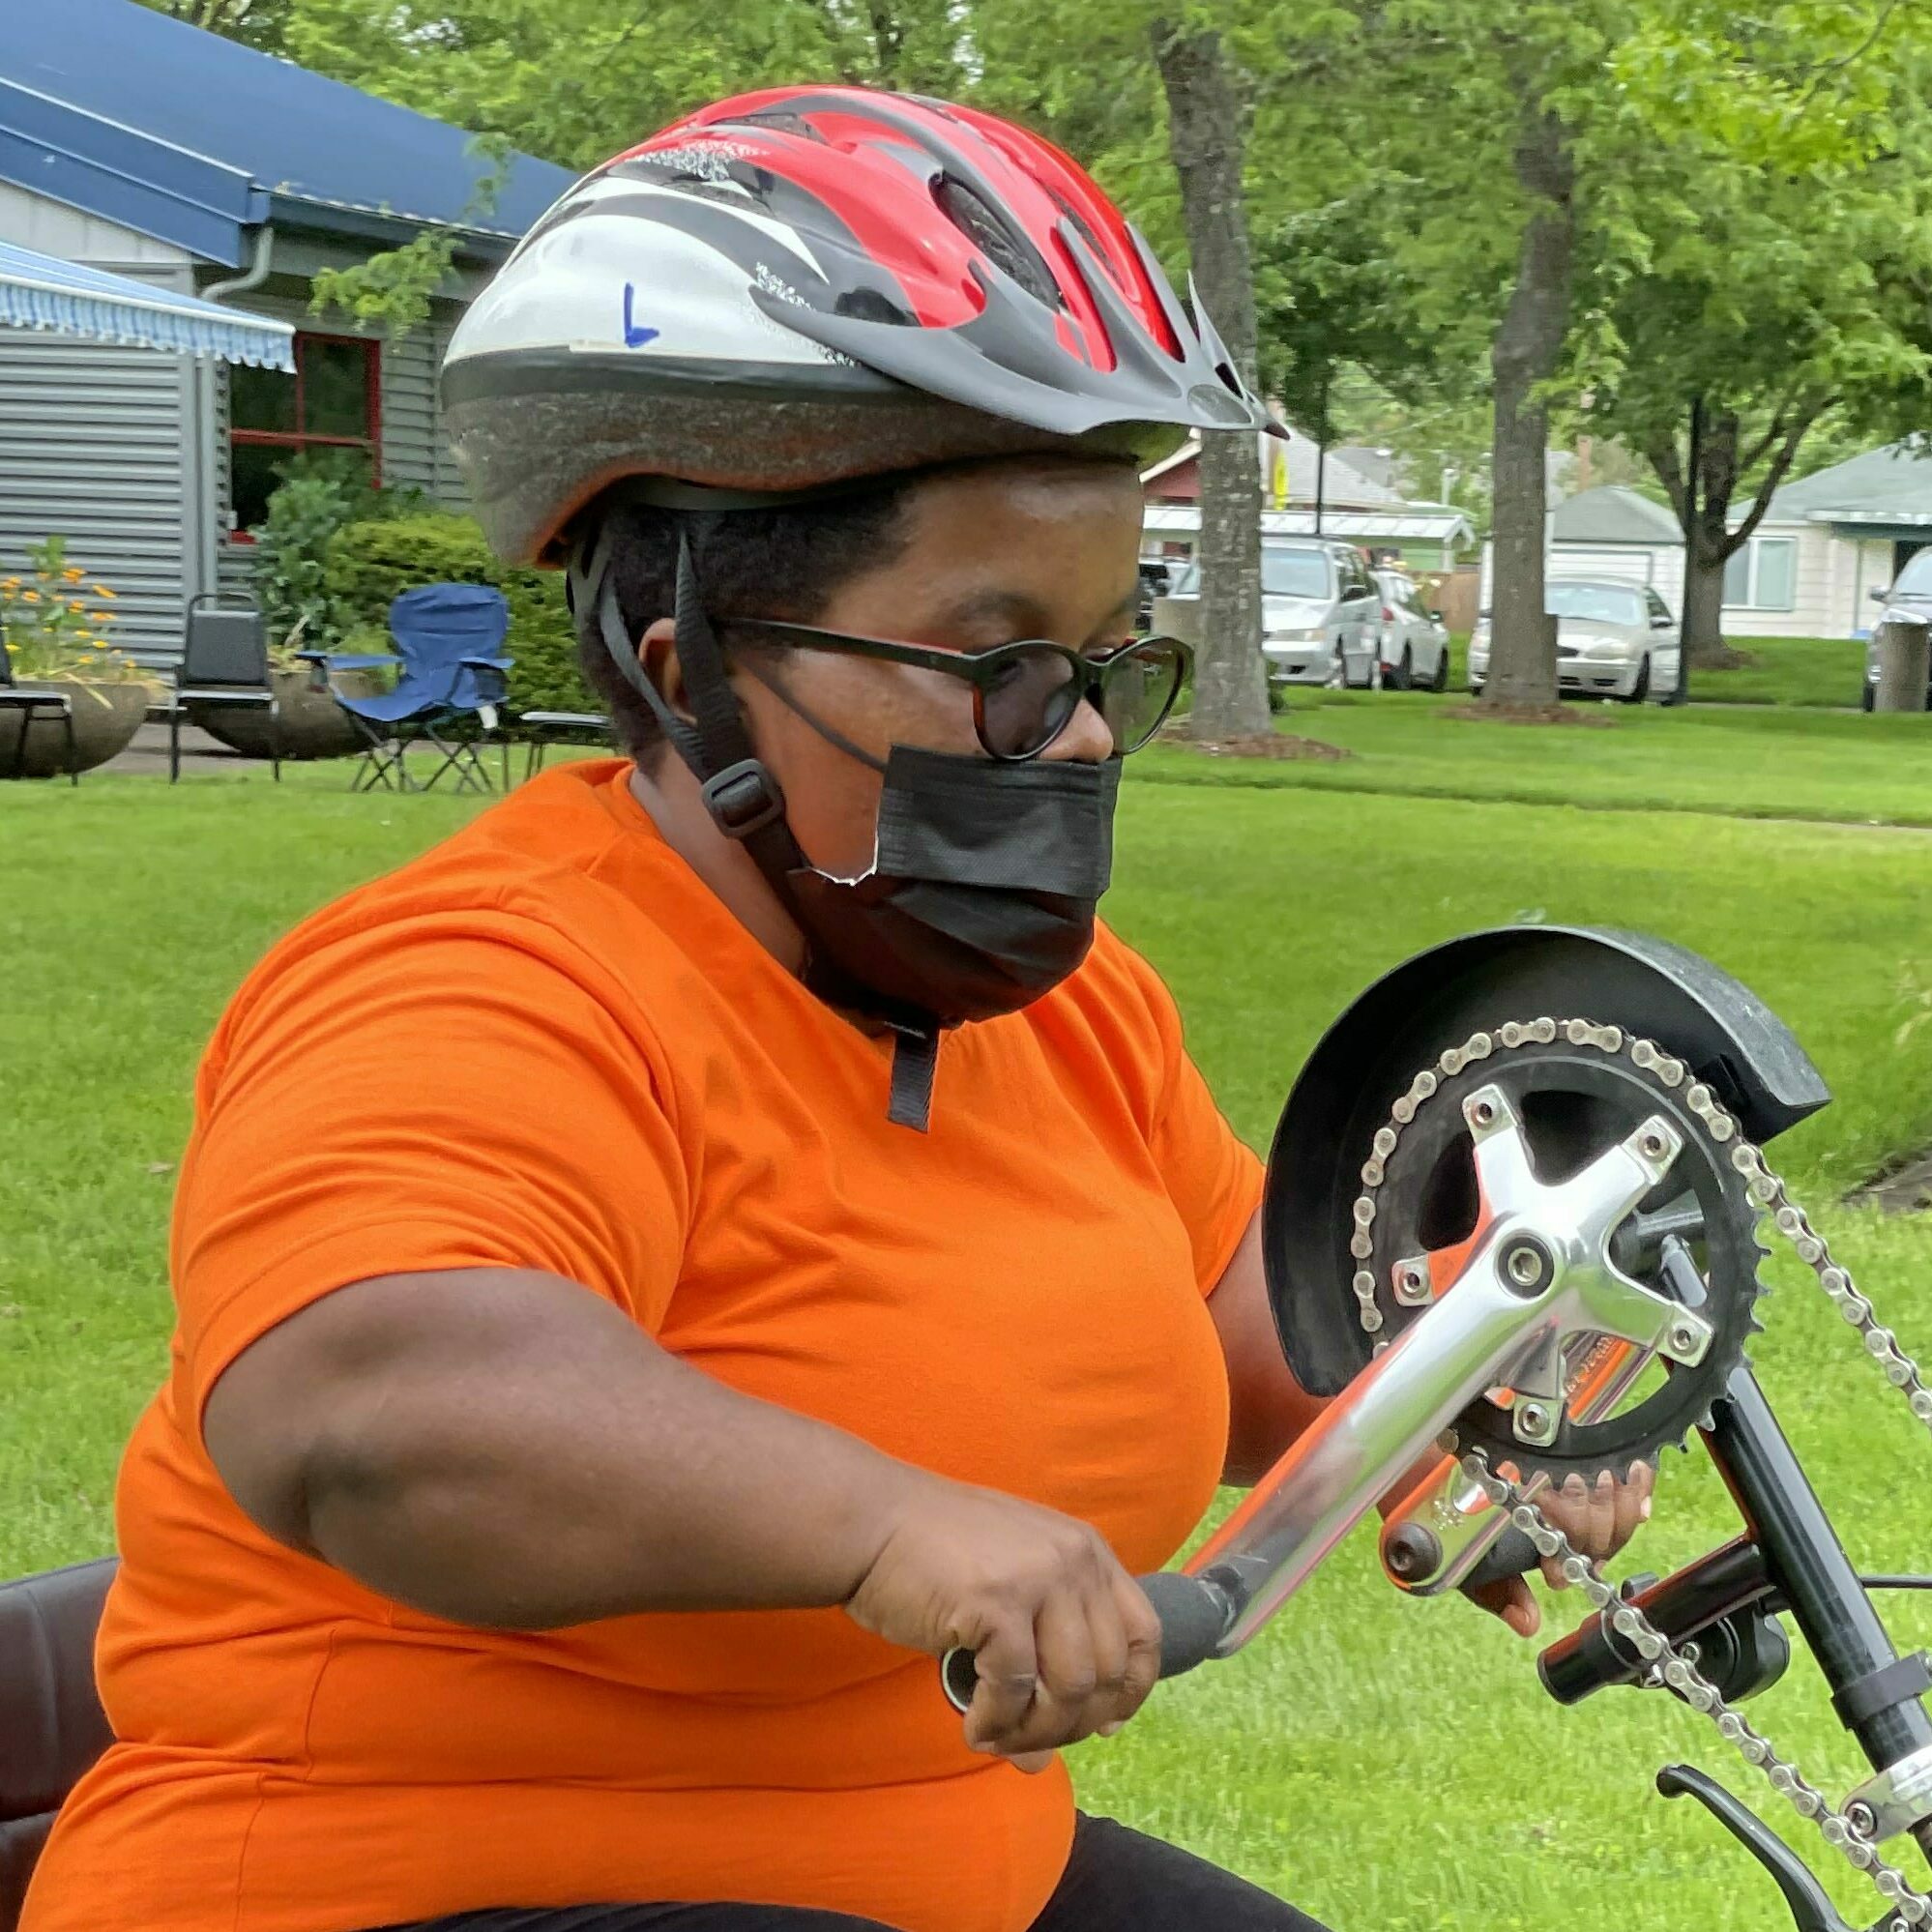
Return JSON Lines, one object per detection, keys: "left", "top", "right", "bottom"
{"left": 326, "top": 513, "right": 598, "bottom": 720}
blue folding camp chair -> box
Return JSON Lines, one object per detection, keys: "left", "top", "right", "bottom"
{"left": 307, "top": 584, "right": 512, "bottom": 794}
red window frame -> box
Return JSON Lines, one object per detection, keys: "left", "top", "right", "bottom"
{"left": 228, "top": 332, "right": 383, "bottom": 541}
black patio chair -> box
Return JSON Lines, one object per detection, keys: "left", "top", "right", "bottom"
{"left": 161, "top": 597, "right": 279, "bottom": 783}
{"left": 0, "top": 647, "right": 77, "bottom": 786}
{"left": 516, "top": 708, "right": 612, "bottom": 782}
{"left": 0, "top": 1558, "right": 116, "bottom": 1930}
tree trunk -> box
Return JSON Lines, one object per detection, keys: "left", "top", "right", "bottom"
{"left": 1153, "top": 19, "right": 1270, "bottom": 740}
{"left": 1481, "top": 104, "right": 1576, "bottom": 711}
{"left": 1681, "top": 534, "right": 1727, "bottom": 667}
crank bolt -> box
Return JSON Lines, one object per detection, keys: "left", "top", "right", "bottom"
{"left": 1384, "top": 1523, "right": 1443, "bottom": 1582}
{"left": 1669, "top": 1322, "right": 1698, "bottom": 1355}
{"left": 1393, "top": 1259, "right": 1431, "bottom": 1306}
{"left": 1847, "top": 1800, "right": 1879, "bottom": 1840}
{"left": 1639, "top": 1128, "right": 1670, "bottom": 1160}
{"left": 1499, "top": 1235, "right": 1556, "bottom": 1297}
{"left": 1514, "top": 1399, "right": 1558, "bottom": 1446}
{"left": 1470, "top": 1098, "right": 1497, "bottom": 1127}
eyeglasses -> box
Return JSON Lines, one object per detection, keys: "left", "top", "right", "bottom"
{"left": 725, "top": 619, "right": 1191, "bottom": 762}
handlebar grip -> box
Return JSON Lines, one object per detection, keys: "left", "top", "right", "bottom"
{"left": 1458, "top": 1525, "right": 1544, "bottom": 1596}
{"left": 939, "top": 1569, "right": 1239, "bottom": 1714}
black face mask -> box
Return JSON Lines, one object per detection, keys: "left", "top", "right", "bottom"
{"left": 785, "top": 742, "right": 1119, "bottom": 1028}
{"left": 573, "top": 531, "right": 1121, "bottom": 1129}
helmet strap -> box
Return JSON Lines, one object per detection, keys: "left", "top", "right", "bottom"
{"left": 569, "top": 526, "right": 943, "bottom": 1131}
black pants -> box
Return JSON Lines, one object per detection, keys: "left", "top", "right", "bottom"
{"left": 379, "top": 1813, "right": 1328, "bottom": 1931}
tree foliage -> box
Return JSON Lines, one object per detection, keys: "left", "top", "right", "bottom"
{"left": 180, "top": 0, "right": 1932, "bottom": 713}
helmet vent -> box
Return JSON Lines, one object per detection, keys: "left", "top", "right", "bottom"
{"left": 933, "top": 174, "right": 1057, "bottom": 306}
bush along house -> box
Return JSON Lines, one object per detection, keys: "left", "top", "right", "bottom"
{"left": 0, "top": 0, "right": 572, "bottom": 666}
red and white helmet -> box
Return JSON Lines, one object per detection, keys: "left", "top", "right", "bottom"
{"left": 443, "top": 85, "right": 1272, "bottom": 565}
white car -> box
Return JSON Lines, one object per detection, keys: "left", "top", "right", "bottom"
{"left": 1162, "top": 540, "right": 1381, "bottom": 687}
{"left": 1469, "top": 578, "right": 1683, "bottom": 703}
{"left": 1372, "top": 569, "right": 1450, "bottom": 690}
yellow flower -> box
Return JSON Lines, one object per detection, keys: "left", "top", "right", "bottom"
{"left": 1, "top": 577, "right": 18, "bottom": 591}
{"left": 21, "top": 590, "right": 38, "bottom": 602}
{"left": 63, "top": 567, "right": 84, "bottom": 582}
{"left": 93, "top": 584, "right": 117, "bottom": 600}
{"left": 89, "top": 612, "right": 112, "bottom": 626}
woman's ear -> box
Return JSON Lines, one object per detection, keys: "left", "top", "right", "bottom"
{"left": 638, "top": 617, "right": 690, "bottom": 723}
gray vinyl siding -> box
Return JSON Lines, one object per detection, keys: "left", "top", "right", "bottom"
{"left": 380, "top": 307, "right": 465, "bottom": 506}
{"left": 0, "top": 332, "right": 192, "bottom": 660}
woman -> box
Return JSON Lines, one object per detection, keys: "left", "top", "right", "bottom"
{"left": 23, "top": 86, "right": 1647, "bottom": 1932}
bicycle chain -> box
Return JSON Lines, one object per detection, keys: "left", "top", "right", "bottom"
{"left": 1350, "top": 1017, "right": 1932, "bottom": 1929}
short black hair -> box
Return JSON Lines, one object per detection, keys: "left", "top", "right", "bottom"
{"left": 574, "top": 483, "right": 916, "bottom": 766}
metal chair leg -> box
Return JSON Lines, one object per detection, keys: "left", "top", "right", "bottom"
{"left": 270, "top": 698, "right": 282, "bottom": 783}
{"left": 169, "top": 705, "right": 181, "bottom": 784}
{"left": 64, "top": 707, "right": 77, "bottom": 785}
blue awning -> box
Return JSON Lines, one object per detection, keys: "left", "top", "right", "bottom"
{"left": 0, "top": 242, "right": 295, "bottom": 368}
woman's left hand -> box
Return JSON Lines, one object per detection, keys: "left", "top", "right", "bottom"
{"left": 1467, "top": 1462, "right": 1656, "bottom": 1638}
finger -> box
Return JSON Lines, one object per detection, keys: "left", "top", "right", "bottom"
{"left": 1613, "top": 1460, "right": 1655, "bottom": 1548}
{"left": 1007, "top": 1748, "right": 1059, "bottom": 1774}
{"left": 961, "top": 1611, "right": 1039, "bottom": 1753}
{"left": 995, "top": 1589, "right": 1100, "bottom": 1755}
{"left": 1098, "top": 1573, "right": 1163, "bottom": 1736}
{"left": 1586, "top": 1468, "right": 1619, "bottom": 1554}
{"left": 1082, "top": 1579, "right": 1132, "bottom": 1730}
{"left": 1470, "top": 1575, "right": 1541, "bottom": 1638}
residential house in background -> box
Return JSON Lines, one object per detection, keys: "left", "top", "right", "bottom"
{"left": 1734, "top": 441, "right": 1932, "bottom": 639}
{"left": 1478, "top": 485, "right": 1687, "bottom": 610}
{"left": 1142, "top": 427, "right": 1474, "bottom": 571}
{"left": 0, "top": 0, "right": 572, "bottom": 660}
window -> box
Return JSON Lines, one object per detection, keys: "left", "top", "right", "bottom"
{"left": 1261, "top": 544, "right": 1334, "bottom": 600}
{"left": 229, "top": 333, "right": 381, "bottom": 534}
{"left": 1722, "top": 537, "right": 1797, "bottom": 611}
{"left": 1546, "top": 582, "right": 1644, "bottom": 627}
{"left": 1645, "top": 589, "right": 1674, "bottom": 627}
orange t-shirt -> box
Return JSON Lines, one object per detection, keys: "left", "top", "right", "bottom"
{"left": 25, "top": 760, "right": 1261, "bottom": 1932}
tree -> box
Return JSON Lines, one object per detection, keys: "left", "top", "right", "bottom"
{"left": 136, "top": 0, "right": 294, "bottom": 47}
{"left": 1574, "top": 62, "right": 1932, "bottom": 667}
{"left": 1151, "top": 18, "right": 1270, "bottom": 740}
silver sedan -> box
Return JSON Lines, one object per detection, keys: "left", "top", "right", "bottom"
{"left": 1469, "top": 578, "right": 1683, "bottom": 703}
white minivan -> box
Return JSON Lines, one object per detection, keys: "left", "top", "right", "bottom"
{"left": 1160, "top": 540, "right": 1382, "bottom": 687}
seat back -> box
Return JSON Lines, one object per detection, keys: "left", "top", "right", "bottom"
{"left": 388, "top": 584, "right": 509, "bottom": 678}
{"left": 182, "top": 598, "right": 270, "bottom": 689}
{"left": 0, "top": 1561, "right": 115, "bottom": 1932}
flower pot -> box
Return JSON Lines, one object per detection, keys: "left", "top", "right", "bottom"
{"left": 0, "top": 678, "right": 146, "bottom": 779}
{"left": 190, "top": 668, "right": 378, "bottom": 762}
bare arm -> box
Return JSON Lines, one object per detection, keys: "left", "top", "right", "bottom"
{"left": 203, "top": 1265, "right": 1161, "bottom": 1759}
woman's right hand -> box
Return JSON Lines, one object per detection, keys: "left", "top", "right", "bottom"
{"left": 844, "top": 1474, "right": 1162, "bottom": 1768}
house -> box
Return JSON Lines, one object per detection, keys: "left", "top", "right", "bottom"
{"left": 1142, "top": 427, "right": 1474, "bottom": 571}
{"left": 1478, "top": 485, "right": 1686, "bottom": 609}
{"left": 1734, "top": 441, "right": 1932, "bottom": 639}
{"left": 0, "top": 0, "right": 574, "bottom": 659}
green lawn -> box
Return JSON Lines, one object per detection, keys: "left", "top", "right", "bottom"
{"left": 1155, "top": 687, "right": 1932, "bottom": 827}
{"left": 1442, "top": 631, "right": 1865, "bottom": 709}
{"left": 6, "top": 721, "right": 1932, "bottom": 1932}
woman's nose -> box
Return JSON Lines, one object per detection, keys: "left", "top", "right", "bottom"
{"left": 1041, "top": 696, "right": 1115, "bottom": 762}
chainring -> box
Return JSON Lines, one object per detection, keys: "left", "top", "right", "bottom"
{"left": 1361, "top": 1031, "right": 1768, "bottom": 1485}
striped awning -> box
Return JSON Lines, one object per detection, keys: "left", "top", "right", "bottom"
{"left": 0, "top": 241, "right": 294, "bottom": 368}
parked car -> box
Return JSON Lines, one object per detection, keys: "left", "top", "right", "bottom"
{"left": 1861, "top": 554, "right": 1932, "bottom": 710}
{"left": 1371, "top": 569, "right": 1451, "bottom": 690}
{"left": 1468, "top": 578, "right": 1682, "bottom": 703}
{"left": 1159, "top": 539, "right": 1381, "bottom": 687}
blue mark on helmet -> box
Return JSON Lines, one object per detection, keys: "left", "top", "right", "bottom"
{"left": 622, "top": 284, "right": 659, "bottom": 347}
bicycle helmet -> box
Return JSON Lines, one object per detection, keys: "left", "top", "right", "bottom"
{"left": 443, "top": 84, "right": 1273, "bottom": 564}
